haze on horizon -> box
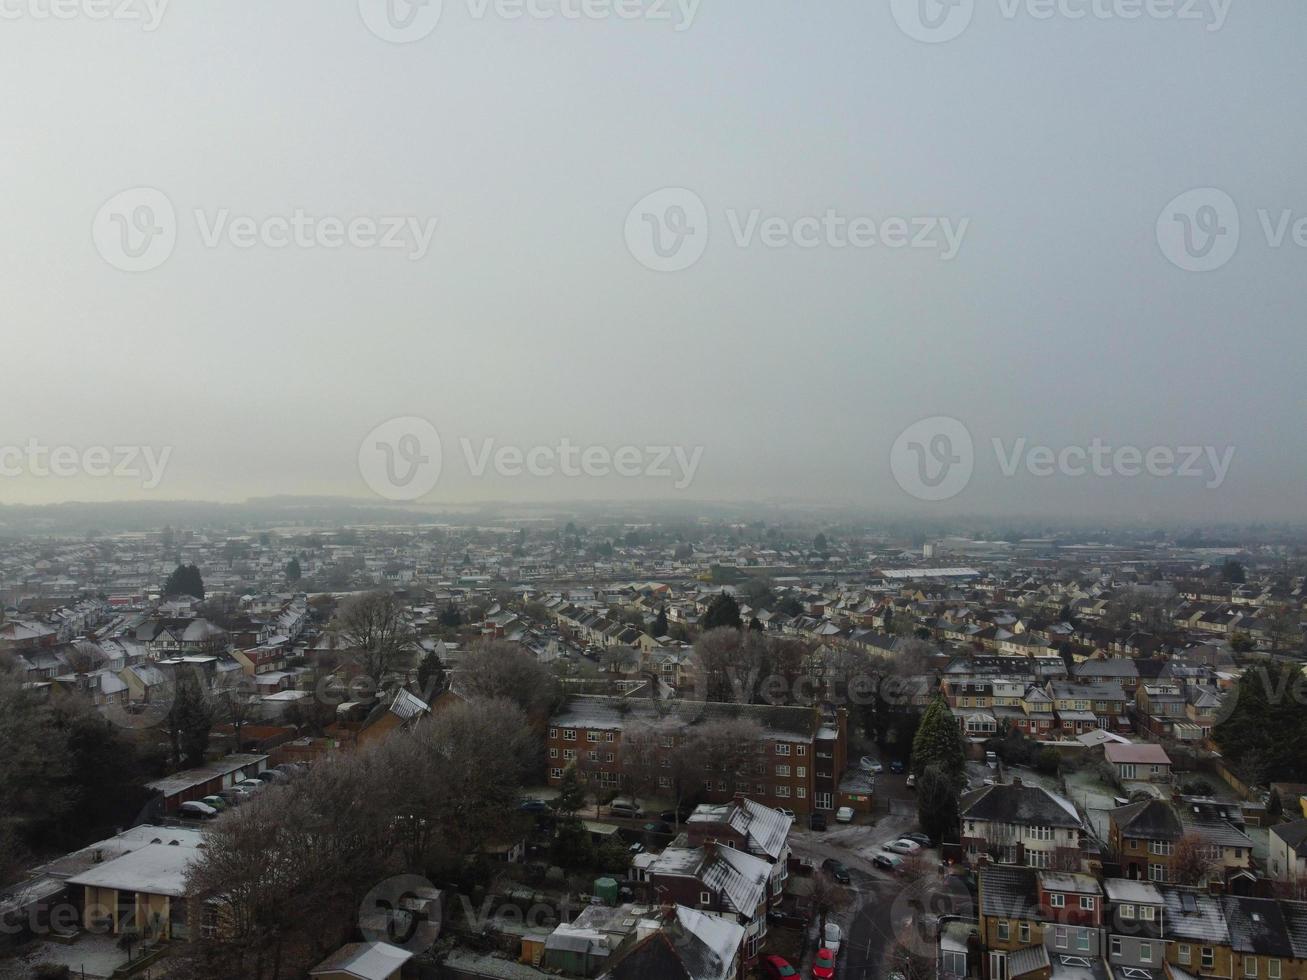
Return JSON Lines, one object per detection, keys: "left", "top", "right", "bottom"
{"left": 2, "top": 0, "right": 1304, "bottom": 522}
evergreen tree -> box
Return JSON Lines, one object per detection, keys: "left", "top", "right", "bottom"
{"left": 749, "top": 617, "right": 764, "bottom": 633}
{"left": 813, "top": 533, "right": 828, "bottom": 553}
{"left": 285, "top": 557, "right": 302, "bottom": 582}
{"left": 916, "top": 764, "right": 961, "bottom": 845}
{"left": 163, "top": 563, "right": 205, "bottom": 600}
{"left": 438, "top": 603, "right": 462, "bottom": 628}
{"left": 703, "top": 592, "right": 743, "bottom": 632}
{"left": 1214, "top": 663, "right": 1307, "bottom": 783}
{"left": 166, "top": 673, "right": 213, "bottom": 768}
{"left": 554, "top": 764, "right": 587, "bottom": 817}
{"left": 416, "top": 649, "right": 446, "bottom": 696}
{"left": 652, "top": 607, "right": 669, "bottom": 637}
{"left": 911, "top": 694, "right": 966, "bottom": 782}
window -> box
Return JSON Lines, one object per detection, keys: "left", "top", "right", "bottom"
{"left": 1269, "top": 960, "right": 1281, "bottom": 979}
{"left": 1050, "top": 894, "right": 1066, "bottom": 908}
{"left": 658, "top": 776, "right": 670, "bottom": 788}
{"left": 1246, "top": 959, "right": 1258, "bottom": 978}
{"left": 606, "top": 753, "right": 614, "bottom": 762}
{"left": 549, "top": 727, "right": 558, "bottom": 739}
{"left": 941, "top": 951, "right": 967, "bottom": 976}
{"left": 1110, "top": 937, "right": 1122, "bottom": 957}
{"left": 563, "top": 729, "right": 576, "bottom": 740}
{"left": 1148, "top": 864, "right": 1168, "bottom": 882}
{"left": 1080, "top": 896, "right": 1095, "bottom": 911}
{"left": 563, "top": 749, "right": 576, "bottom": 761}
{"left": 1054, "top": 926, "right": 1068, "bottom": 948}
{"left": 796, "top": 767, "right": 806, "bottom": 777}
{"left": 605, "top": 731, "right": 614, "bottom": 742}
{"left": 996, "top": 921, "right": 1009, "bottom": 941}
{"left": 699, "top": 891, "right": 711, "bottom": 905}
{"left": 1202, "top": 948, "right": 1215, "bottom": 970}
{"left": 775, "top": 765, "right": 791, "bottom": 777}
{"left": 1118, "top": 904, "right": 1135, "bottom": 919}
{"left": 587, "top": 731, "right": 599, "bottom": 742}
{"left": 796, "top": 787, "right": 806, "bottom": 798}
{"left": 1076, "top": 929, "right": 1090, "bottom": 952}
{"left": 1018, "top": 922, "right": 1030, "bottom": 944}
{"left": 550, "top": 767, "right": 562, "bottom": 779}
{"left": 1139, "top": 905, "right": 1155, "bottom": 921}
{"left": 1149, "top": 840, "right": 1173, "bottom": 856}
{"left": 1140, "top": 942, "right": 1152, "bottom": 963}
{"left": 549, "top": 748, "right": 558, "bottom": 758}
{"left": 1177, "top": 944, "right": 1191, "bottom": 965}
{"left": 587, "top": 751, "right": 598, "bottom": 761}
{"left": 775, "top": 743, "right": 791, "bottom": 756}
{"left": 662, "top": 736, "right": 675, "bottom": 748}
{"left": 775, "top": 785, "right": 791, "bottom": 798}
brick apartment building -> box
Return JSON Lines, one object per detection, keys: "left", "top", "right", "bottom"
{"left": 545, "top": 695, "right": 850, "bottom": 815}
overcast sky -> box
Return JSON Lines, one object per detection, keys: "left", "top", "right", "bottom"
{"left": 1, "top": 0, "right": 1303, "bottom": 520}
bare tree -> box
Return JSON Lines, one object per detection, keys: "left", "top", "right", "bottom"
{"left": 809, "top": 873, "right": 852, "bottom": 944}
{"left": 334, "top": 591, "right": 416, "bottom": 685}
{"left": 456, "top": 640, "right": 559, "bottom": 720}
{"left": 1173, "top": 832, "right": 1218, "bottom": 886}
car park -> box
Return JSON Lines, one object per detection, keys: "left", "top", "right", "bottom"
{"left": 901, "top": 832, "right": 933, "bottom": 848}
{"left": 812, "top": 947, "right": 837, "bottom": 980}
{"left": 822, "top": 921, "right": 843, "bottom": 956}
{"left": 883, "top": 839, "right": 922, "bottom": 855}
{"left": 178, "top": 800, "right": 218, "bottom": 820}
{"left": 873, "top": 853, "right": 904, "bottom": 872}
{"left": 761, "top": 955, "right": 798, "bottom": 980}
{"left": 821, "top": 858, "right": 851, "bottom": 884}
{"left": 835, "top": 806, "right": 855, "bottom": 823}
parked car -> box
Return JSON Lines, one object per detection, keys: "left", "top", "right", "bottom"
{"left": 822, "top": 921, "right": 843, "bottom": 956}
{"left": 776, "top": 807, "right": 796, "bottom": 823}
{"left": 200, "top": 795, "right": 229, "bottom": 812}
{"left": 809, "top": 812, "right": 828, "bottom": 832}
{"left": 608, "top": 799, "right": 644, "bottom": 819}
{"left": 518, "top": 798, "right": 550, "bottom": 814}
{"left": 906, "top": 774, "right": 916, "bottom": 789}
{"left": 873, "top": 853, "right": 904, "bottom": 872}
{"left": 986, "top": 751, "right": 998, "bottom": 769}
{"left": 235, "top": 778, "right": 266, "bottom": 794}
{"left": 766, "top": 902, "right": 811, "bottom": 929}
{"left": 659, "top": 806, "right": 694, "bottom": 823}
{"left": 889, "top": 760, "right": 906, "bottom": 774}
{"left": 812, "top": 947, "right": 837, "bottom": 980}
{"left": 859, "top": 756, "right": 883, "bottom": 773}
{"left": 835, "top": 806, "right": 855, "bottom": 824}
{"left": 275, "top": 762, "right": 306, "bottom": 778}
{"left": 254, "top": 770, "right": 289, "bottom": 784}
{"left": 218, "top": 787, "right": 250, "bottom": 806}
{"left": 761, "top": 955, "right": 798, "bottom": 980}
{"left": 883, "top": 839, "right": 922, "bottom": 855}
{"left": 901, "top": 832, "right": 933, "bottom": 848}
{"left": 642, "top": 821, "right": 673, "bottom": 835}
{"left": 178, "top": 800, "right": 218, "bottom": 820}
{"left": 821, "top": 858, "right": 851, "bottom": 884}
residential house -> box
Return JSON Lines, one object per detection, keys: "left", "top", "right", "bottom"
{"left": 1103, "top": 742, "right": 1173, "bottom": 783}
{"left": 961, "top": 780, "right": 1087, "bottom": 870}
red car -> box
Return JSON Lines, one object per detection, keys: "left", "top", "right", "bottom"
{"left": 762, "top": 955, "right": 798, "bottom": 980}
{"left": 812, "top": 947, "right": 837, "bottom": 979}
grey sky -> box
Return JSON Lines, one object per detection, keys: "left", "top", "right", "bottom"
{"left": 1, "top": 0, "right": 1303, "bottom": 519}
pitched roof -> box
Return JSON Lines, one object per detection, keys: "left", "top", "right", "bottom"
{"left": 309, "top": 942, "right": 414, "bottom": 980}
{"left": 1104, "top": 743, "right": 1172, "bottom": 766}
{"left": 1110, "top": 800, "right": 1183, "bottom": 841}
{"left": 961, "top": 783, "right": 1083, "bottom": 829}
